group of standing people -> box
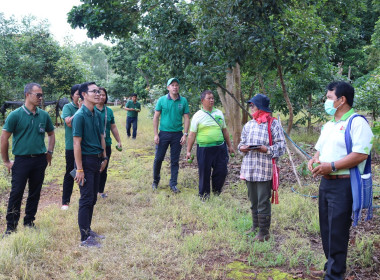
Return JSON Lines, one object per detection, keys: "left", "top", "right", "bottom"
{"left": 0, "top": 79, "right": 374, "bottom": 279}
{"left": 150, "top": 79, "right": 374, "bottom": 280}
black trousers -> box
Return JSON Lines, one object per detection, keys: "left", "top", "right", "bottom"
{"left": 153, "top": 131, "right": 183, "bottom": 187}
{"left": 126, "top": 116, "right": 138, "bottom": 138}
{"left": 196, "top": 143, "right": 228, "bottom": 196}
{"left": 99, "top": 145, "right": 111, "bottom": 193}
{"left": 319, "top": 177, "right": 353, "bottom": 280}
{"left": 6, "top": 155, "right": 48, "bottom": 231}
{"left": 62, "top": 149, "right": 75, "bottom": 205}
{"left": 78, "top": 155, "right": 101, "bottom": 241}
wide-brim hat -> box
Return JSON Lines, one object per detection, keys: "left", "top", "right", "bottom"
{"left": 247, "top": 94, "right": 271, "bottom": 112}
{"left": 167, "top": 78, "right": 180, "bottom": 87}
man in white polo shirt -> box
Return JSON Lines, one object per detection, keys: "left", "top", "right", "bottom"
{"left": 308, "top": 81, "right": 373, "bottom": 280}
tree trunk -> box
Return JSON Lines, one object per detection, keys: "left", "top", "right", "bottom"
{"left": 307, "top": 94, "right": 312, "bottom": 133}
{"left": 277, "top": 63, "right": 293, "bottom": 135}
{"left": 231, "top": 63, "right": 242, "bottom": 150}
{"left": 258, "top": 74, "right": 267, "bottom": 95}
{"left": 215, "top": 63, "right": 243, "bottom": 150}
{"left": 241, "top": 78, "right": 256, "bottom": 124}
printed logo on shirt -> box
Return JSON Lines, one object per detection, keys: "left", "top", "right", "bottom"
{"left": 215, "top": 115, "right": 223, "bottom": 125}
{"left": 38, "top": 123, "right": 45, "bottom": 133}
{"left": 178, "top": 104, "right": 183, "bottom": 110}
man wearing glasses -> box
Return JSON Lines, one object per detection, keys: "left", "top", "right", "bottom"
{"left": 1, "top": 83, "right": 55, "bottom": 236}
{"left": 72, "top": 82, "right": 108, "bottom": 248}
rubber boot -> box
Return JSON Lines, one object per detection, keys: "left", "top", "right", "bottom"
{"left": 253, "top": 214, "right": 271, "bottom": 242}
{"left": 245, "top": 212, "right": 259, "bottom": 234}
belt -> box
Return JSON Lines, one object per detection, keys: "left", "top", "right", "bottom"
{"left": 84, "top": 153, "right": 103, "bottom": 158}
{"left": 323, "top": 174, "right": 350, "bottom": 180}
{"left": 16, "top": 153, "right": 45, "bottom": 158}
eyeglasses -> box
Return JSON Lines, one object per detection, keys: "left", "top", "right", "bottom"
{"left": 88, "top": 89, "right": 101, "bottom": 94}
{"left": 30, "top": 93, "right": 43, "bottom": 98}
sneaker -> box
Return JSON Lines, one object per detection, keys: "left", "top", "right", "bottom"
{"left": 61, "top": 205, "right": 69, "bottom": 210}
{"left": 89, "top": 230, "right": 105, "bottom": 240}
{"left": 99, "top": 193, "right": 108, "bottom": 198}
{"left": 152, "top": 182, "right": 158, "bottom": 191}
{"left": 170, "top": 185, "right": 180, "bottom": 194}
{"left": 80, "top": 236, "right": 101, "bottom": 248}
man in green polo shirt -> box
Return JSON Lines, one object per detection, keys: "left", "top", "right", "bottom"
{"left": 72, "top": 81, "right": 108, "bottom": 248}
{"left": 60, "top": 84, "right": 81, "bottom": 210}
{"left": 124, "top": 93, "right": 141, "bottom": 139}
{"left": 186, "top": 90, "right": 234, "bottom": 199}
{"left": 152, "top": 78, "right": 190, "bottom": 193}
{"left": 308, "top": 81, "right": 373, "bottom": 280}
{"left": 1, "top": 83, "right": 55, "bottom": 235}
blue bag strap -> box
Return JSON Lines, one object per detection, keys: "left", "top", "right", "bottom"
{"left": 345, "top": 115, "right": 372, "bottom": 172}
{"left": 344, "top": 114, "right": 372, "bottom": 226}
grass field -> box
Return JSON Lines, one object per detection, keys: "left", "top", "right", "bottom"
{"left": 0, "top": 106, "right": 379, "bottom": 279}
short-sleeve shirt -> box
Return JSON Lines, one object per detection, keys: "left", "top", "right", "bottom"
{"left": 72, "top": 105, "right": 104, "bottom": 155}
{"left": 315, "top": 109, "right": 373, "bottom": 175}
{"left": 155, "top": 94, "right": 189, "bottom": 132}
{"left": 95, "top": 106, "right": 115, "bottom": 146}
{"left": 190, "top": 108, "right": 226, "bottom": 147}
{"left": 61, "top": 102, "right": 79, "bottom": 150}
{"left": 125, "top": 100, "right": 141, "bottom": 118}
{"left": 2, "top": 105, "right": 55, "bottom": 155}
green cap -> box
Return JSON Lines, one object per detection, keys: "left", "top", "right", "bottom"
{"left": 167, "top": 78, "right": 180, "bottom": 86}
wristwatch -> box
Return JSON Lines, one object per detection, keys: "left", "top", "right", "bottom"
{"left": 102, "top": 156, "right": 109, "bottom": 161}
{"left": 184, "top": 132, "right": 188, "bottom": 136}
{"left": 266, "top": 147, "right": 271, "bottom": 155}
{"left": 331, "top": 162, "right": 337, "bottom": 172}
{"left": 47, "top": 150, "right": 54, "bottom": 155}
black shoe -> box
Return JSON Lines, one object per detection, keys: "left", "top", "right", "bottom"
{"left": 152, "top": 182, "right": 158, "bottom": 191}
{"left": 2, "top": 229, "right": 14, "bottom": 239}
{"left": 24, "top": 222, "right": 36, "bottom": 229}
{"left": 170, "top": 185, "right": 180, "bottom": 193}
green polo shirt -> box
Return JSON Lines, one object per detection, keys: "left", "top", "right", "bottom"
{"left": 125, "top": 100, "right": 141, "bottom": 118}
{"left": 72, "top": 105, "right": 104, "bottom": 155}
{"left": 61, "top": 102, "right": 79, "bottom": 150}
{"left": 155, "top": 94, "right": 189, "bottom": 132}
{"left": 95, "top": 106, "right": 115, "bottom": 146}
{"left": 2, "top": 105, "right": 54, "bottom": 155}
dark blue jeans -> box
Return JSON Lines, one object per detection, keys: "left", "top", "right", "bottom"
{"left": 196, "top": 143, "right": 228, "bottom": 196}
{"left": 78, "top": 155, "right": 101, "bottom": 241}
{"left": 319, "top": 177, "right": 353, "bottom": 280}
{"left": 126, "top": 116, "right": 138, "bottom": 138}
{"left": 153, "top": 131, "right": 183, "bottom": 187}
{"left": 6, "top": 155, "right": 48, "bottom": 231}
{"left": 99, "top": 145, "right": 111, "bottom": 193}
{"left": 62, "top": 149, "right": 75, "bottom": 205}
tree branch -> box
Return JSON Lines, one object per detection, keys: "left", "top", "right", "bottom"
{"left": 213, "top": 81, "right": 252, "bottom": 119}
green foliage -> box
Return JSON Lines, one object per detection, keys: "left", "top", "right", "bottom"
{"left": 0, "top": 14, "right": 89, "bottom": 104}
{"left": 66, "top": 0, "right": 380, "bottom": 131}
{"left": 354, "top": 67, "right": 380, "bottom": 122}
{"left": 372, "top": 121, "right": 380, "bottom": 154}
